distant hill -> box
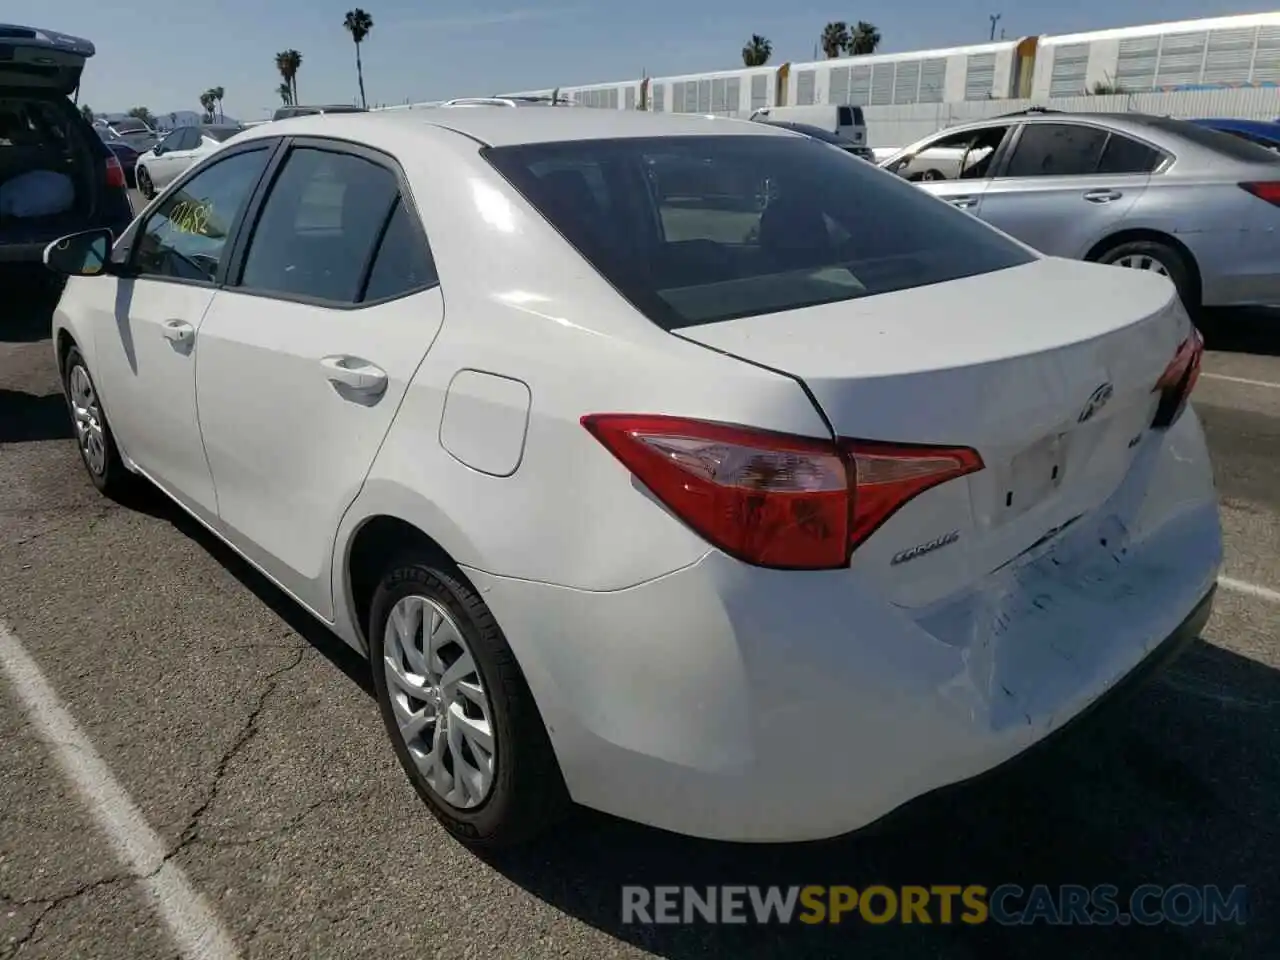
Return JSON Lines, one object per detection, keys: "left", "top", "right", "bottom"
{"left": 96, "top": 109, "right": 241, "bottom": 131}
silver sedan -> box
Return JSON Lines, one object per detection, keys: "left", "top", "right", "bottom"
{"left": 880, "top": 110, "right": 1280, "bottom": 313}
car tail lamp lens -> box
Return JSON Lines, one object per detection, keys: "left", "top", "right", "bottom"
{"left": 1239, "top": 181, "right": 1280, "bottom": 206}
{"left": 1151, "top": 327, "right": 1204, "bottom": 429}
{"left": 104, "top": 154, "right": 127, "bottom": 189}
{"left": 581, "top": 414, "right": 984, "bottom": 570}
{"left": 841, "top": 441, "right": 984, "bottom": 549}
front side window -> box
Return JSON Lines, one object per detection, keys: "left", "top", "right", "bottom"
{"left": 133, "top": 148, "right": 271, "bottom": 283}
{"left": 238, "top": 146, "right": 426, "bottom": 304}
{"left": 889, "top": 125, "right": 1011, "bottom": 182}
{"left": 486, "top": 134, "right": 1034, "bottom": 330}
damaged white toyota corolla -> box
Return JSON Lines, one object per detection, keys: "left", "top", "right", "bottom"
{"left": 45, "top": 107, "right": 1220, "bottom": 847}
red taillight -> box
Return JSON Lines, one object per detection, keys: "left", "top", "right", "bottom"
{"left": 581, "top": 414, "right": 984, "bottom": 570}
{"left": 104, "top": 154, "right": 126, "bottom": 189}
{"left": 840, "top": 440, "right": 985, "bottom": 549}
{"left": 1239, "top": 181, "right": 1280, "bottom": 206}
{"left": 1151, "top": 327, "right": 1205, "bottom": 429}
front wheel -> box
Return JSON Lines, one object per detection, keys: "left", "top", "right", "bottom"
{"left": 62, "top": 346, "right": 133, "bottom": 497}
{"left": 1096, "top": 239, "right": 1198, "bottom": 314}
{"left": 368, "top": 554, "right": 570, "bottom": 848}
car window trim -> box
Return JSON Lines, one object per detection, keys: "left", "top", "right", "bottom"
{"left": 122, "top": 139, "right": 285, "bottom": 291}
{"left": 222, "top": 134, "right": 440, "bottom": 311}
{"left": 992, "top": 120, "right": 1172, "bottom": 180}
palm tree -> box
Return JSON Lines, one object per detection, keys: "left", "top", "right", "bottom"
{"left": 847, "top": 21, "right": 881, "bottom": 55}
{"left": 168, "top": 112, "right": 178, "bottom": 128}
{"left": 80, "top": 104, "right": 94, "bottom": 123}
{"left": 211, "top": 85, "right": 225, "bottom": 122}
{"left": 199, "top": 91, "right": 216, "bottom": 123}
{"left": 741, "top": 34, "right": 773, "bottom": 67}
{"left": 821, "top": 22, "right": 850, "bottom": 59}
{"left": 277, "top": 82, "right": 293, "bottom": 106}
{"left": 343, "top": 9, "right": 374, "bottom": 110}
{"left": 275, "top": 49, "right": 303, "bottom": 105}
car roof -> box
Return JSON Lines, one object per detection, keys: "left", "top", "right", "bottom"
{"left": 242, "top": 107, "right": 791, "bottom": 148}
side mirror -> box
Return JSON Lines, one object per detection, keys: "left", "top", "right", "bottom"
{"left": 44, "top": 229, "right": 114, "bottom": 277}
{"left": 153, "top": 144, "right": 166, "bottom": 156}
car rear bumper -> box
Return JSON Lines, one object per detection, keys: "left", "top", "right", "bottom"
{"left": 465, "top": 411, "right": 1223, "bottom": 843}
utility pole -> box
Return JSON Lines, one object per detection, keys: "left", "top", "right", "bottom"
{"left": 989, "top": 13, "right": 1002, "bottom": 41}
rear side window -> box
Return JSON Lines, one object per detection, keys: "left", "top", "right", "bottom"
{"left": 1097, "top": 133, "right": 1165, "bottom": 174}
{"left": 238, "top": 146, "right": 434, "bottom": 304}
{"left": 1004, "top": 123, "right": 1109, "bottom": 177}
{"left": 485, "top": 135, "right": 1034, "bottom": 330}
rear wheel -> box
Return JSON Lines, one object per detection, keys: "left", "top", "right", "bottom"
{"left": 136, "top": 165, "right": 154, "bottom": 199}
{"left": 1096, "top": 239, "right": 1198, "bottom": 314}
{"left": 368, "top": 553, "right": 570, "bottom": 848}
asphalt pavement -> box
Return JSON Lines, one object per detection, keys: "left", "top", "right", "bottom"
{"left": 1, "top": 288, "right": 1278, "bottom": 959}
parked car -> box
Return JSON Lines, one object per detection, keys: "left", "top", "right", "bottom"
{"left": 134, "top": 124, "right": 243, "bottom": 198}
{"left": 752, "top": 118, "right": 876, "bottom": 161}
{"left": 0, "top": 23, "right": 134, "bottom": 294}
{"left": 880, "top": 110, "right": 1280, "bottom": 313}
{"left": 44, "top": 108, "right": 1219, "bottom": 849}
{"left": 271, "top": 104, "right": 365, "bottom": 121}
{"left": 750, "top": 104, "right": 867, "bottom": 146}
{"left": 1188, "top": 117, "right": 1280, "bottom": 153}
{"left": 97, "top": 132, "right": 140, "bottom": 188}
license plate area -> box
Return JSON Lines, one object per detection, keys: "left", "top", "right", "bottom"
{"left": 998, "top": 432, "right": 1066, "bottom": 523}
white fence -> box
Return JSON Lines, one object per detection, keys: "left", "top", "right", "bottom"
{"left": 861, "top": 88, "right": 1280, "bottom": 148}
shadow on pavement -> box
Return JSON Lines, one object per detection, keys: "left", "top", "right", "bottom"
{"left": 1200, "top": 307, "right": 1280, "bottom": 357}
{"left": 106, "top": 481, "right": 376, "bottom": 699}
{"left": 0, "top": 390, "right": 73, "bottom": 443}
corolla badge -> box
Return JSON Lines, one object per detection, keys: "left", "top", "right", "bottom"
{"left": 891, "top": 530, "right": 960, "bottom": 566}
{"left": 1078, "top": 382, "right": 1114, "bottom": 423}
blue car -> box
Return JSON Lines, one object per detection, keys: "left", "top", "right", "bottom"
{"left": 1189, "top": 117, "right": 1280, "bottom": 152}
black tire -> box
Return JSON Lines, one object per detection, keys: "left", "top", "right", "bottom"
{"left": 1096, "top": 239, "right": 1198, "bottom": 314}
{"left": 61, "top": 346, "right": 133, "bottom": 498}
{"left": 369, "top": 553, "right": 570, "bottom": 848}
{"left": 136, "top": 166, "right": 154, "bottom": 199}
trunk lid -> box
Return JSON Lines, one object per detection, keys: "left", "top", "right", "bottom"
{"left": 0, "top": 24, "right": 94, "bottom": 96}
{"left": 676, "top": 257, "right": 1189, "bottom": 607}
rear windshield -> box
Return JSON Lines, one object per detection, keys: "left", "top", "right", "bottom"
{"left": 112, "top": 119, "right": 149, "bottom": 134}
{"left": 1145, "top": 116, "right": 1280, "bottom": 164}
{"left": 484, "top": 135, "right": 1034, "bottom": 330}
{"left": 839, "top": 106, "right": 865, "bottom": 126}
{"left": 201, "top": 126, "right": 240, "bottom": 142}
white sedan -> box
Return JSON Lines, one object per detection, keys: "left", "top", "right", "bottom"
{"left": 134, "top": 124, "right": 243, "bottom": 198}
{"left": 43, "top": 108, "right": 1220, "bottom": 848}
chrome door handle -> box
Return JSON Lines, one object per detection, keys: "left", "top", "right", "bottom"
{"left": 161, "top": 319, "right": 194, "bottom": 343}
{"left": 1084, "top": 190, "right": 1122, "bottom": 203}
{"left": 948, "top": 196, "right": 979, "bottom": 209}
{"left": 320, "top": 355, "right": 388, "bottom": 394}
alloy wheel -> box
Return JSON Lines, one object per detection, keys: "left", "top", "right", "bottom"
{"left": 382, "top": 594, "right": 497, "bottom": 809}
{"left": 68, "top": 364, "right": 107, "bottom": 476}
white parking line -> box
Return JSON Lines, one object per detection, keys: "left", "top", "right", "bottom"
{"left": 1219, "top": 576, "right": 1280, "bottom": 605}
{"left": 0, "top": 621, "right": 240, "bottom": 960}
{"left": 1202, "top": 373, "right": 1280, "bottom": 390}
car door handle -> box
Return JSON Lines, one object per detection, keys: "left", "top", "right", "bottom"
{"left": 320, "top": 355, "right": 388, "bottom": 393}
{"left": 1084, "top": 189, "right": 1122, "bottom": 203}
{"left": 948, "top": 196, "right": 979, "bottom": 209}
{"left": 161, "top": 319, "right": 194, "bottom": 343}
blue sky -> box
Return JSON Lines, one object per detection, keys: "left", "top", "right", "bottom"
{"left": 8, "top": 0, "right": 1278, "bottom": 120}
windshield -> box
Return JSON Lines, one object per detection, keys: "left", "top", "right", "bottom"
{"left": 113, "top": 119, "right": 148, "bottom": 134}
{"left": 485, "top": 135, "right": 1035, "bottom": 330}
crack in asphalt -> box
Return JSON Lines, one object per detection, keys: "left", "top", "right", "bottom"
{"left": 163, "top": 645, "right": 310, "bottom": 864}
{"left": 0, "top": 873, "right": 133, "bottom": 958}
{"left": 0, "top": 643, "right": 310, "bottom": 956}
